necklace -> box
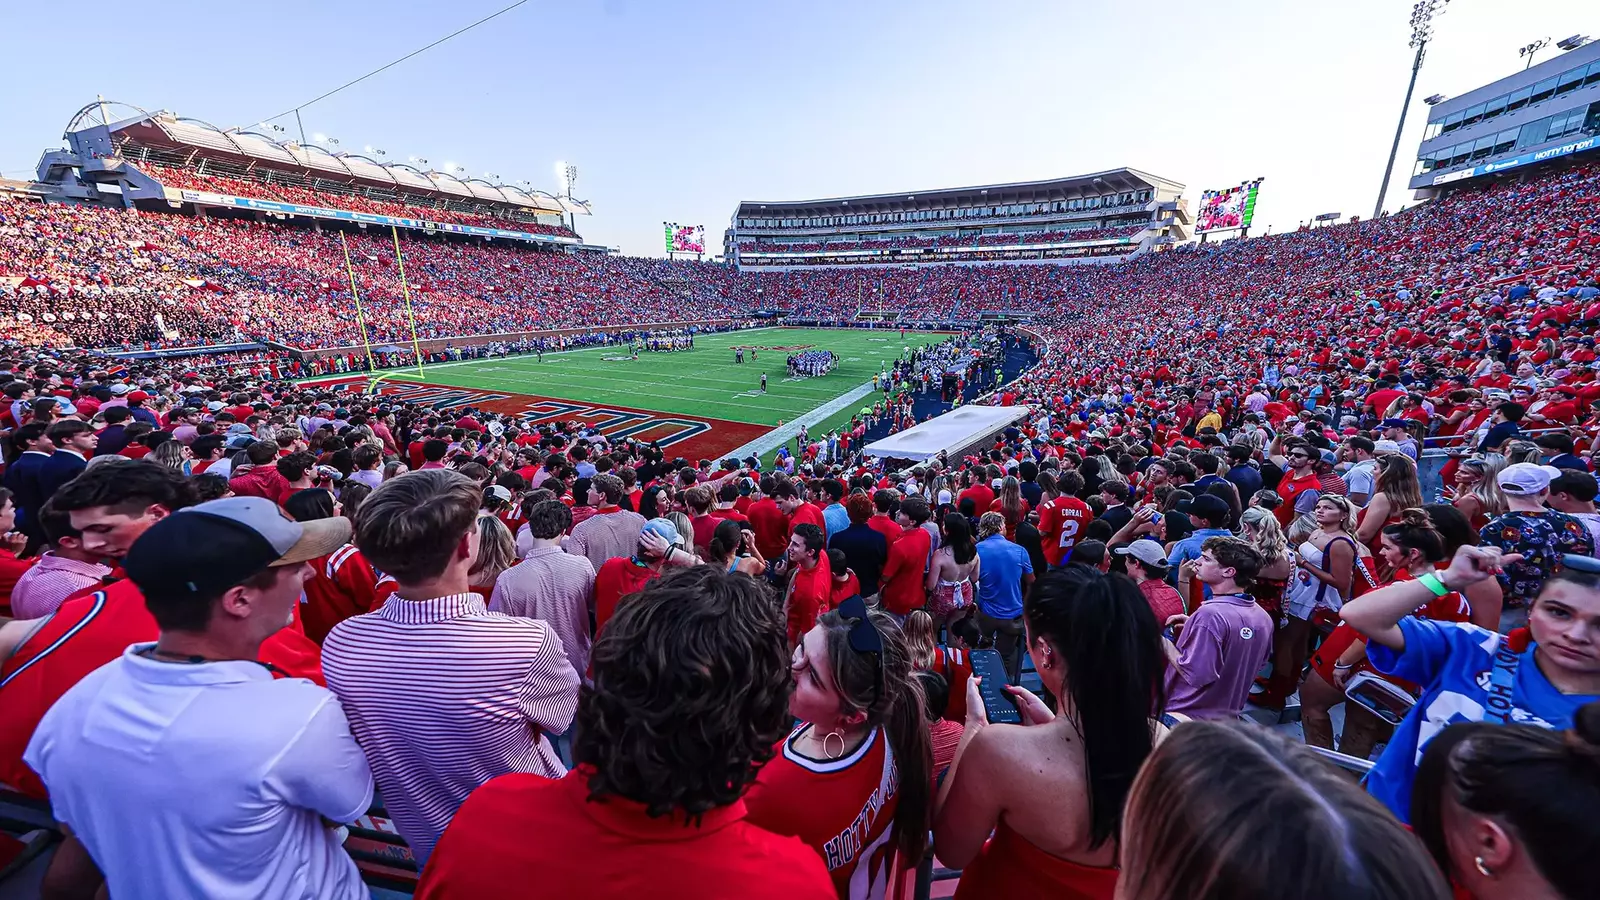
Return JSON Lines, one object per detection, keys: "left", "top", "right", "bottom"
{"left": 140, "top": 646, "right": 283, "bottom": 676}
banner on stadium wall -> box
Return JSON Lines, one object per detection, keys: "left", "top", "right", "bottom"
{"left": 664, "top": 222, "right": 705, "bottom": 254}
{"left": 1195, "top": 179, "right": 1263, "bottom": 233}
{"left": 169, "top": 189, "right": 580, "bottom": 246}
{"left": 1431, "top": 136, "right": 1598, "bottom": 186}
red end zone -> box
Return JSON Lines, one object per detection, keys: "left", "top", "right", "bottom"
{"left": 306, "top": 377, "right": 768, "bottom": 461}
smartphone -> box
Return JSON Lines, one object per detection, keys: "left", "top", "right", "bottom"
{"left": 969, "top": 649, "right": 1022, "bottom": 725}
{"left": 1344, "top": 672, "right": 1417, "bottom": 726}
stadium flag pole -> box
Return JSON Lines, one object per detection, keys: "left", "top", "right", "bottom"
{"left": 337, "top": 231, "right": 379, "bottom": 378}
{"left": 390, "top": 225, "right": 427, "bottom": 380}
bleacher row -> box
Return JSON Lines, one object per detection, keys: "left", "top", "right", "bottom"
{"left": 736, "top": 225, "right": 1148, "bottom": 254}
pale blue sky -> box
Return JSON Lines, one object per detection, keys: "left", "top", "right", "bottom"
{"left": 1, "top": 0, "right": 1594, "bottom": 256}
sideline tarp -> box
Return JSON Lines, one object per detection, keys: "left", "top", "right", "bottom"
{"left": 862, "top": 405, "right": 1030, "bottom": 462}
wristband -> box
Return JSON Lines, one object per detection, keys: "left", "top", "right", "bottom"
{"left": 1417, "top": 572, "right": 1450, "bottom": 597}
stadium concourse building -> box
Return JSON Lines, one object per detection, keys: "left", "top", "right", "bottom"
{"left": 31, "top": 100, "right": 600, "bottom": 251}
{"left": 1410, "top": 37, "right": 1600, "bottom": 198}
{"left": 724, "top": 168, "right": 1189, "bottom": 270}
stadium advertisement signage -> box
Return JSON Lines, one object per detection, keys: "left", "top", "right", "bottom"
{"left": 665, "top": 222, "right": 706, "bottom": 254}
{"left": 741, "top": 235, "right": 1135, "bottom": 259}
{"left": 171, "top": 190, "right": 578, "bottom": 245}
{"left": 1195, "top": 179, "right": 1262, "bottom": 233}
{"left": 1430, "top": 136, "right": 1598, "bottom": 186}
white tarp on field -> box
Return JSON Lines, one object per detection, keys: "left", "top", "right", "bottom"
{"left": 862, "top": 405, "right": 1030, "bottom": 462}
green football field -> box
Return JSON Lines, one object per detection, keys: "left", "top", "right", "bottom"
{"left": 376, "top": 327, "right": 951, "bottom": 459}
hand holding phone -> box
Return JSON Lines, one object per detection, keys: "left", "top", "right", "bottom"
{"left": 968, "top": 650, "right": 1022, "bottom": 725}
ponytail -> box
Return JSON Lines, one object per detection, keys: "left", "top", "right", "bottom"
{"left": 1411, "top": 701, "right": 1600, "bottom": 900}
{"left": 1383, "top": 507, "right": 1446, "bottom": 563}
{"left": 886, "top": 669, "right": 933, "bottom": 861}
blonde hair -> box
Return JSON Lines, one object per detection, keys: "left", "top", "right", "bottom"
{"left": 1239, "top": 507, "right": 1289, "bottom": 565}
{"left": 1375, "top": 454, "right": 1423, "bottom": 512}
{"left": 978, "top": 511, "right": 1006, "bottom": 541}
{"left": 1460, "top": 456, "right": 1509, "bottom": 518}
{"left": 902, "top": 610, "right": 938, "bottom": 670}
{"left": 469, "top": 514, "right": 516, "bottom": 587}
{"left": 1286, "top": 514, "right": 1317, "bottom": 546}
{"left": 666, "top": 512, "right": 694, "bottom": 551}
{"left": 1314, "top": 494, "right": 1359, "bottom": 536}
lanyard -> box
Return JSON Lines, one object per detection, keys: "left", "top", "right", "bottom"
{"left": 1482, "top": 636, "right": 1524, "bottom": 725}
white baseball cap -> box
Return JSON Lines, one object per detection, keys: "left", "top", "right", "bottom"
{"left": 1497, "top": 463, "right": 1563, "bottom": 496}
{"left": 1114, "top": 539, "right": 1169, "bottom": 568}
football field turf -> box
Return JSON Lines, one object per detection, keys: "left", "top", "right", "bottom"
{"left": 370, "top": 327, "right": 950, "bottom": 461}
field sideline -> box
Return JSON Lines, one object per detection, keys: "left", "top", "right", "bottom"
{"left": 369, "top": 327, "right": 952, "bottom": 460}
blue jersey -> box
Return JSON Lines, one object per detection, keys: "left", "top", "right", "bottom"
{"left": 1365, "top": 617, "right": 1599, "bottom": 822}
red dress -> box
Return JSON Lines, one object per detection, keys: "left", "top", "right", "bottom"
{"left": 952, "top": 822, "right": 1118, "bottom": 900}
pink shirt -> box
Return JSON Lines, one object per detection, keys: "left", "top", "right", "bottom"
{"left": 321, "top": 592, "right": 580, "bottom": 864}
{"left": 9, "top": 552, "right": 112, "bottom": 620}
{"left": 489, "top": 546, "right": 596, "bottom": 678}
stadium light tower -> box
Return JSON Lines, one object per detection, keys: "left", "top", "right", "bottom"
{"left": 1374, "top": 0, "right": 1449, "bottom": 221}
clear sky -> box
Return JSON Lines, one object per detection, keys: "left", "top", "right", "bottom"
{"left": 1, "top": 0, "right": 1594, "bottom": 257}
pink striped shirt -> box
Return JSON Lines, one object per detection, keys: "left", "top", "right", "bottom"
{"left": 321, "top": 592, "right": 579, "bottom": 863}
{"left": 9, "top": 552, "right": 112, "bottom": 620}
{"left": 488, "top": 546, "right": 595, "bottom": 678}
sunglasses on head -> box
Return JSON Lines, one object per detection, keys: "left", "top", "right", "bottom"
{"left": 1560, "top": 553, "right": 1600, "bottom": 575}
{"left": 835, "top": 594, "right": 885, "bottom": 704}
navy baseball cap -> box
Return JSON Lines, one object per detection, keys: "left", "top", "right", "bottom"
{"left": 125, "top": 497, "right": 350, "bottom": 600}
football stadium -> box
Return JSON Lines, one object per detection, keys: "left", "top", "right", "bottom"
{"left": 2, "top": 2, "right": 1600, "bottom": 899}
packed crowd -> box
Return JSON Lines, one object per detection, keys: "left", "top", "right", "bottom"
{"left": 142, "top": 165, "right": 579, "bottom": 238}
{"left": 0, "top": 158, "right": 1597, "bottom": 899}
{"left": 736, "top": 224, "right": 1147, "bottom": 254}
{"left": 0, "top": 337, "right": 1594, "bottom": 900}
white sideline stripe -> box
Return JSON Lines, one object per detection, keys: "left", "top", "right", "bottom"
{"left": 724, "top": 379, "right": 882, "bottom": 461}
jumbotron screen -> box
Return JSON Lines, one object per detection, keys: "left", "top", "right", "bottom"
{"left": 665, "top": 223, "right": 706, "bottom": 253}
{"left": 1195, "top": 179, "right": 1262, "bottom": 233}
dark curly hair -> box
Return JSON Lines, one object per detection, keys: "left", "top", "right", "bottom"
{"left": 574, "top": 566, "right": 791, "bottom": 823}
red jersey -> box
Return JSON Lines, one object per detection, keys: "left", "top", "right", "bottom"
{"left": 744, "top": 725, "right": 902, "bottom": 900}
{"left": 831, "top": 571, "right": 862, "bottom": 608}
{"left": 1036, "top": 496, "right": 1091, "bottom": 567}
{"left": 866, "top": 514, "right": 901, "bottom": 548}
{"left": 958, "top": 485, "right": 995, "bottom": 513}
{"left": 1275, "top": 470, "right": 1322, "bottom": 527}
{"left": 930, "top": 646, "right": 972, "bottom": 723}
{"left": 786, "top": 556, "right": 834, "bottom": 647}
{"left": 0, "top": 579, "right": 323, "bottom": 799}
{"left": 300, "top": 543, "right": 381, "bottom": 644}
{"left": 594, "top": 557, "right": 660, "bottom": 636}
{"left": 417, "top": 768, "right": 833, "bottom": 900}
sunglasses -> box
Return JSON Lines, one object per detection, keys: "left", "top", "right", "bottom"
{"left": 1561, "top": 553, "right": 1600, "bottom": 574}
{"left": 835, "top": 594, "right": 885, "bottom": 705}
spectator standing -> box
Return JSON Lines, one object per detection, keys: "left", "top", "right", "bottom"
{"left": 23, "top": 497, "right": 371, "bottom": 900}
{"left": 879, "top": 494, "right": 933, "bottom": 619}
{"left": 1118, "top": 722, "right": 1450, "bottom": 900}
{"left": 746, "top": 475, "right": 790, "bottom": 560}
{"left": 1548, "top": 469, "right": 1600, "bottom": 549}
{"left": 562, "top": 473, "right": 645, "bottom": 572}
{"left": 1164, "top": 537, "right": 1274, "bottom": 720}
{"left": 321, "top": 470, "right": 582, "bottom": 865}
{"left": 0, "top": 462, "right": 324, "bottom": 800}
{"left": 744, "top": 596, "right": 931, "bottom": 900}
{"left": 828, "top": 494, "right": 888, "bottom": 597}
{"left": 1479, "top": 463, "right": 1595, "bottom": 632}
{"left": 1342, "top": 544, "right": 1600, "bottom": 823}
{"left": 782, "top": 523, "right": 833, "bottom": 647}
{"left": 8, "top": 498, "right": 111, "bottom": 619}
{"left": 4, "top": 422, "right": 53, "bottom": 544}
{"left": 973, "top": 512, "right": 1035, "bottom": 684}
{"left": 416, "top": 567, "right": 832, "bottom": 900}
{"left": 777, "top": 480, "right": 826, "bottom": 538}
{"left": 935, "top": 567, "right": 1163, "bottom": 899}
{"left": 37, "top": 420, "right": 97, "bottom": 502}
{"left": 1411, "top": 707, "right": 1600, "bottom": 900}
{"left": 819, "top": 478, "right": 848, "bottom": 539}
{"left": 1116, "top": 539, "right": 1185, "bottom": 623}
{"left": 592, "top": 518, "right": 699, "bottom": 636}
{"left": 491, "top": 500, "right": 596, "bottom": 680}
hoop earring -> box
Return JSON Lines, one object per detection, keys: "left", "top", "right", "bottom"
{"left": 1474, "top": 857, "right": 1493, "bottom": 878}
{"left": 822, "top": 730, "right": 846, "bottom": 760}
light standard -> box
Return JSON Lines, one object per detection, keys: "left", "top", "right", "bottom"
{"left": 1518, "top": 37, "right": 1551, "bottom": 70}
{"left": 1374, "top": 0, "right": 1449, "bottom": 221}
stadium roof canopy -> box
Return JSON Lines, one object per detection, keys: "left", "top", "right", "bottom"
{"left": 66, "top": 100, "right": 576, "bottom": 216}
{"left": 735, "top": 168, "right": 1182, "bottom": 218}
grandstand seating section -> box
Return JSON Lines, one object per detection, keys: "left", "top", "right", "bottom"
{"left": 141, "top": 165, "right": 578, "bottom": 238}
{"left": 2, "top": 161, "right": 1597, "bottom": 363}
{"left": 736, "top": 225, "right": 1147, "bottom": 253}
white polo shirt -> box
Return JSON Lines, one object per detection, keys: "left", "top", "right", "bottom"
{"left": 24, "top": 643, "right": 374, "bottom": 900}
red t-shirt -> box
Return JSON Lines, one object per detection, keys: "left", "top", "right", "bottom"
{"left": 416, "top": 768, "right": 833, "bottom": 900}
{"left": 787, "top": 502, "right": 826, "bottom": 539}
{"left": 786, "top": 556, "right": 834, "bottom": 647}
{"left": 866, "top": 514, "right": 901, "bottom": 548}
{"left": 1037, "top": 496, "right": 1092, "bottom": 568}
{"left": 746, "top": 498, "right": 790, "bottom": 560}
{"left": 593, "top": 557, "right": 660, "bottom": 637}
{"left": 0, "top": 579, "right": 324, "bottom": 799}
{"left": 958, "top": 485, "right": 995, "bottom": 514}
{"left": 830, "top": 571, "right": 861, "bottom": 608}
{"left": 880, "top": 526, "right": 932, "bottom": 616}
{"left": 299, "top": 543, "right": 381, "bottom": 644}
{"left": 743, "top": 724, "right": 901, "bottom": 899}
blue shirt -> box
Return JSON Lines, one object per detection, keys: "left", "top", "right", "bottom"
{"left": 975, "top": 534, "right": 1032, "bottom": 620}
{"left": 822, "top": 503, "right": 850, "bottom": 540}
{"left": 1365, "top": 617, "right": 1599, "bottom": 822}
{"left": 1166, "top": 527, "right": 1233, "bottom": 570}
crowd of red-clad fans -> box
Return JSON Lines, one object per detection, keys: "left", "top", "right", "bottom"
{"left": 0, "top": 159, "right": 1597, "bottom": 900}
{"left": 737, "top": 224, "right": 1148, "bottom": 254}
{"left": 142, "top": 165, "right": 579, "bottom": 238}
